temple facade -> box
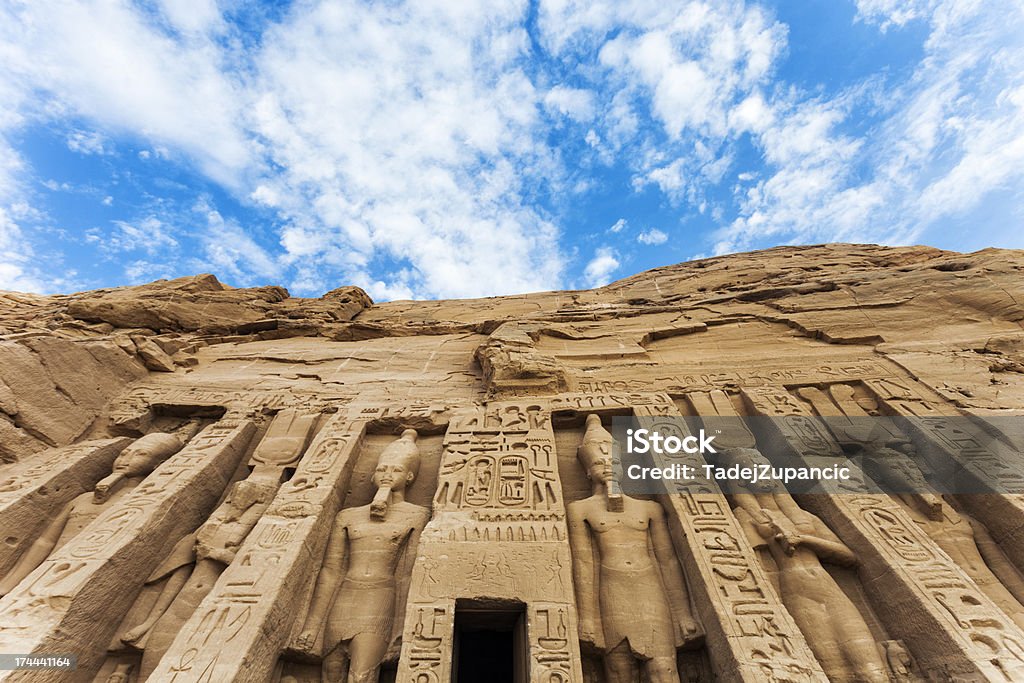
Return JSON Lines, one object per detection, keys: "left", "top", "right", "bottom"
{"left": 1, "top": 244, "right": 1023, "bottom": 682}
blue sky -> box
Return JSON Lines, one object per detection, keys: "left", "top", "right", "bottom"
{"left": 0, "top": 0, "right": 1022, "bottom": 300}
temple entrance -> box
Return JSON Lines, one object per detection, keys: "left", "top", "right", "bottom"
{"left": 451, "top": 599, "right": 527, "bottom": 683}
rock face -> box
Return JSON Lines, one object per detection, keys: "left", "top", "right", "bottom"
{"left": 0, "top": 243, "right": 1022, "bottom": 682}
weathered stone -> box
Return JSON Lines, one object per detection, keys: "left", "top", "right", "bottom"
{"left": 0, "top": 244, "right": 1021, "bottom": 682}
{"left": 132, "top": 337, "right": 177, "bottom": 373}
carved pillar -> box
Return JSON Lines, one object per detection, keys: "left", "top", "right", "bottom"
{"left": 0, "top": 419, "right": 254, "bottom": 682}
{"left": 745, "top": 385, "right": 1024, "bottom": 680}
{"left": 864, "top": 378, "right": 1024, "bottom": 574}
{"left": 395, "top": 400, "right": 583, "bottom": 683}
{"left": 146, "top": 413, "right": 364, "bottom": 683}
{"left": 631, "top": 397, "right": 828, "bottom": 682}
{"left": 0, "top": 438, "right": 131, "bottom": 576}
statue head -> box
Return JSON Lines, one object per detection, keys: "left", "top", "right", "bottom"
{"left": 96, "top": 433, "right": 183, "bottom": 502}
{"left": 112, "top": 433, "right": 183, "bottom": 477}
{"left": 709, "top": 447, "right": 779, "bottom": 493}
{"left": 373, "top": 429, "right": 421, "bottom": 493}
{"left": 370, "top": 429, "right": 420, "bottom": 520}
{"left": 578, "top": 414, "right": 614, "bottom": 484}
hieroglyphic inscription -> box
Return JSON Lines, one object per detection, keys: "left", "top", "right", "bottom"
{"left": 0, "top": 438, "right": 130, "bottom": 576}
{"left": 0, "top": 420, "right": 254, "bottom": 682}
{"left": 656, "top": 359, "right": 900, "bottom": 392}
{"left": 863, "top": 378, "right": 1024, "bottom": 576}
{"left": 745, "top": 384, "right": 1024, "bottom": 680}
{"left": 397, "top": 400, "right": 584, "bottom": 681}
{"left": 398, "top": 601, "right": 453, "bottom": 683}
{"left": 632, "top": 400, "right": 828, "bottom": 682}
{"left": 145, "top": 414, "right": 364, "bottom": 683}
{"left": 528, "top": 602, "right": 579, "bottom": 683}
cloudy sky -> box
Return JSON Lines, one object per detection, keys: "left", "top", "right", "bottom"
{"left": 1, "top": 0, "right": 1022, "bottom": 299}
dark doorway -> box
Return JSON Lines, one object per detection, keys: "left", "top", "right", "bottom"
{"left": 451, "top": 599, "right": 526, "bottom": 683}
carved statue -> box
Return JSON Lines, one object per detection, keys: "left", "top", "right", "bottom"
{"left": 296, "top": 429, "right": 429, "bottom": 683}
{"left": 0, "top": 432, "right": 183, "bottom": 597}
{"left": 866, "top": 445, "right": 1024, "bottom": 630}
{"left": 116, "top": 472, "right": 279, "bottom": 680}
{"left": 567, "top": 414, "right": 702, "bottom": 683}
{"left": 711, "top": 447, "right": 891, "bottom": 682}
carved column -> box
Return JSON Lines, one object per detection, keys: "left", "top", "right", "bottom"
{"left": 395, "top": 400, "right": 583, "bottom": 683}
{"left": 631, "top": 397, "right": 828, "bottom": 682}
{"left": 745, "top": 385, "right": 1024, "bottom": 680}
{"left": 145, "top": 413, "right": 364, "bottom": 683}
{"left": 864, "top": 377, "right": 1024, "bottom": 574}
{"left": 0, "top": 438, "right": 131, "bottom": 576}
{"left": 0, "top": 419, "right": 254, "bottom": 682}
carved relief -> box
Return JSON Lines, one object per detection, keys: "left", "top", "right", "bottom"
{"left": 710, "top": 447, "right": 891, "bottom": 682}
{"left": 567, "top": 414, "right": 702, "bottom": 682}
{"left": 0, "top": 419, "right": 255, "bottom": 677}
{"left": 295, "top": 429, "right": 429, "bottom": 683}
{"left": 0, "top": 432, "right": 185, "bottom": 597}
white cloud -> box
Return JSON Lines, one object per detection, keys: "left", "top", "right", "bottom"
{"left": 608, "top": 218, "right": 626, "bottom": 233}
{"left": 245, "top": 1, "right": 565, "bottom": 298}
{"left": 715, "top": 0, "right": 1024, "bottom": 254}
{"left": 107, "top": 217, "right": 179, "bottom": 255}
{"left": 637, "top": 228, "right": 668, "bottom": 245}
{"left": 583, "top": 246, "right": 619, "bottom": 287}
{"left": 194, "top": 201, "right": 278, "bottom": 283}
{"left": 0, "top": 0, "right": 251, "bottom": 187}
{"left": 854, "top": 0, "right": 939, "bottom": 29}
{"left": 1, "top": 0, "right": 1021, "bottom": 297}
{"left": 66, "top": 129, "right": 111, "bottom": 155}
{"left": 544, "top": 86, "right": 596, "bottom": 121}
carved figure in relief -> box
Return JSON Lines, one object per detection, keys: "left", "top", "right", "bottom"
{"left": 0, "top": 432, "right": 183, "bottom": 597}
{"left": 116, "top": 472, "right": 279, "bottom": 680}
{"left": 567, "top": 415, "right": 701, "bottom": 683}
{"left": 296, "top": 429, "right": 429, "bottom": 683}
{"left": 712, "top": 447, "right": 890, "bottom": 682}
{"left": 867, "top": 446, "right": 1024, "bottom": 630}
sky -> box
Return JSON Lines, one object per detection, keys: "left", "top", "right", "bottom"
{"left": 0, "top": 0, "right": 1022, "bottom": 300}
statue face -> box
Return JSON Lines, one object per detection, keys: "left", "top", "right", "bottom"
{"left": 586, "top": 450, "right": 614, "bottom": 484}
{"left": 112, "top": 447, "right": 166, "bottom": 477}
{"left": 374, "top": 460, "right": 413, "bottom": 491}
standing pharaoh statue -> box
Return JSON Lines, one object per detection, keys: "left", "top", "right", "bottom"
{"left": 712, "top": 447, "right": 890, "bottom": 682}
{"left": 866, "top": 445, "right": 1024, "bottom": 631}
{"left": 0, "top": 432, "right": 184, "bottom": 597}
{"left": 567, "top": 414, "right": 702, "bottom": 683}
{"left": 116, "top": 473, "right": 279, "bottom": 680}
{"left": 296, "top": 429, "right": 430, "bottom": 683}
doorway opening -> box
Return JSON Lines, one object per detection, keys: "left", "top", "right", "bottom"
{"left": 451, "top": 599, "right": 527, "bottom": 683}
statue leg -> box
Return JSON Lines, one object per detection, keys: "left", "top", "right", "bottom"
{"left": 602, "top": 641, "right": 638, "bottom": 683}
{"left": 322, "top": 644, "right": 348, "bottom": 683}
{"left": 644, "top": 655, "right": 680, "bottom": 683}
{"left": 138, "top": 559, "right": 223, "bottom": 680}
{"left": 840, "top": 628, "right": 889, "bottom": 682}
{"left": 346, "top": 632, "right": 388, "bottom": 683}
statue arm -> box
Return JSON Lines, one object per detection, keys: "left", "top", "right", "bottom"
{"left": 121, "top": 564, "right": 193, "bottom": 645}
{"left": 296, "top": 514, "right": 348, "bottom": 651}
{"left": 801, "top": 515, "right": 858, "bottom": 567}
{"left": 567, "top": 503, "right": 602, "bottom": 651}
{"left": 731, "top": 491, "right": 771, "bottom": 527}
{"left": 0, "top": 502, "right": 72, "bottom": 595}
{"left": 649, "top": 502, "right": 702, "bottom": 646}
{"left": 391, "top": 509, "right": 430, "bottom": 648}
{"left": 969, "top": 515, "right": 1024, "bottom": 604}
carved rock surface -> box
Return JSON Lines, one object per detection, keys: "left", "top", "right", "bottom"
{"left": 0, "top": 243, "right": 1022, "bottom": 683}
